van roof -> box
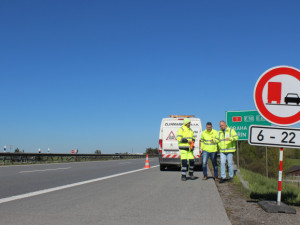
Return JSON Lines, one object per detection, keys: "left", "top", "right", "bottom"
{"left": 161, "top": 118, "right": 201, "bottom": 123}
{"left": 162, "top": 117, "right": 200, "bottom": 120}
{"left": 169, "top": 115, "right": 195, "bottom": 118}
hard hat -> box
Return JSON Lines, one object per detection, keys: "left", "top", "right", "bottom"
{"left": 183, "top": 118, "right": 191, "bottom": 125}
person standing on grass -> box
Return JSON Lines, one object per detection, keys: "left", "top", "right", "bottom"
{"left": 200, "top": 122, "right": 219, "bottom": 180}
{"left": 216, "top": 120, "right": 239, "bottom": 183}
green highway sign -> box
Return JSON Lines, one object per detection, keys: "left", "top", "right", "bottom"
{"left": 226, "top": 110, "right": 272, "bottom": 140}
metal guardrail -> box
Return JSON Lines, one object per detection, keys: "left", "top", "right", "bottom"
{"left": 0, "top": 153, "right": 158, "bottom": 165}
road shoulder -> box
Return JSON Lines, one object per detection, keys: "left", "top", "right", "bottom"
{"left": 216, "top": 178, "right": 300, "bottom": 225}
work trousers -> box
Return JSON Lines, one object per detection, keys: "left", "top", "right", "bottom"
{"left": 202, "top": 151, "right": 218, "bottom": 178}
{"left": 180, "top": 150, "right": 194, "bottom": 178}
{"left": 220, "top": 152, "right": 234, "bottom": 179}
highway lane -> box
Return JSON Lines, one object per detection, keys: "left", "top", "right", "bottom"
{"left": 0, "top": 158, "right": 158, "bottom": 199}
{"left": 0, "top": 159, "right": 231, "bottom": 225}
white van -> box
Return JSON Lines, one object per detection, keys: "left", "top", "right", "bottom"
{"left": 158, "top": 115, "right": 203, "bottom": 171}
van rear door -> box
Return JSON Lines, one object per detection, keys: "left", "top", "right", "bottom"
{"left": 162, "top": 120, "right": 181, "bottom": 154}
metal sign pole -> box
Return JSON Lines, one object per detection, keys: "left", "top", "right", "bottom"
{"left": 266, "top": 146, "right": 268, "bottom": 177}
{"left": 277, "top": 147, "right": 284, "bottom": 206}
{"left": 236, "top": 141, "right": 239, "bottom": 169}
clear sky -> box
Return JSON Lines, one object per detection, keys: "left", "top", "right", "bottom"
{"left": 1, "top": 0, "right": 300, "bottom": 153}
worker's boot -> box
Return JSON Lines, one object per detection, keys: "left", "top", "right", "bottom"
{"left": 190, "top": 175, "right": 196, "bottom": 180}
{"left": 181, "top": 176, "right": 186, "bottom": 181}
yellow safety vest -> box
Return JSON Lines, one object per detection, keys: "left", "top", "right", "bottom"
{"left": 176, "top": 125, "right": 195, "bottom": 150}
{"left": 216, "top": 127, "right": 239, "bottom": 153}
{"left": 200, "top": 129, "right": 218, "bottom": 153}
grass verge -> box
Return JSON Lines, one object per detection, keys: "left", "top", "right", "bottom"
{"left": 287, "top": 158, "right": 300, "bottom": 167}
{"left": 234, "top": 168, "right": 300, "bottom": 206}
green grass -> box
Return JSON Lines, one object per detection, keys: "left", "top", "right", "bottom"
{"left": 287, "top": 158, "right": 300, "bottom": 167}
{"left": 236, "top": 168, "right": 300, "bottom": 205}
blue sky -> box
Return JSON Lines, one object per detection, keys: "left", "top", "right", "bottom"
{"left": 1, "top": 0, "right": 300, "bottom": 153}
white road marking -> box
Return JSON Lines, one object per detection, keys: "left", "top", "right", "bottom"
{"left": 19, "top": 167, "right": 71, "bottom": 173}
{"left": 0, "top": 165, "right": 159, "bottom": 204}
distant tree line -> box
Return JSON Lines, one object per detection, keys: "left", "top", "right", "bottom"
{"left": 95, "top": 150, "right": 102, "bottom": 155}
{"left": 237, "top": 141, "right": 300, "bottom": 178}
{"left": 145, "top": 147, "right": 159, "bottom": 155}
{"left": 14, "top": 148, "right": 24, "bottom": 153}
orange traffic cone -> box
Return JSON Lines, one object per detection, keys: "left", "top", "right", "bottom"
{"left": 144, "top": 154, "right": 150, "bottom": 169}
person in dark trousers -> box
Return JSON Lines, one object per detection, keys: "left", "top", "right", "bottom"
{"left": 177, "top": 118, "right": 196, "bottom": 181}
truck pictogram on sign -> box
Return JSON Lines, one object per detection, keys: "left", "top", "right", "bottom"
{"left": 267, "top": 82, "right": 282, "bottom": 104}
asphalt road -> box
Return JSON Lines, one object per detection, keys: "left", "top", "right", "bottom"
{"left": 0, "top": 158, "right": 231, "bottom": 225}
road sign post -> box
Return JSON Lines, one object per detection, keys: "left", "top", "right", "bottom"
{"left": 278, "top": 148, "right": 283, "bottom": 206}
{"left": 265, "top": 147, "right": 268, "bottom": 177}
{"left": 249, "top": 125, "right": 300, "bottom": 207}
{"left": 250, "top": 66, "right": 300, "bottom": 213}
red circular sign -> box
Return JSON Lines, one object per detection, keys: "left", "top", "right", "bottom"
{"left": 71, "top": 150, "right": 75, "bottom": 154}
{"left": 254, "top": 66, "right": 300, "bottom": 126}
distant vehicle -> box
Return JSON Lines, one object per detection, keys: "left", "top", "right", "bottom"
{"left": 284, "top": 93, "right": 300, "bottom": 105}
{"left": 159, "top": 115, "right": 202, "bottom": 171}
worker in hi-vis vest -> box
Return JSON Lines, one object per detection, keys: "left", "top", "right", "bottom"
{"left": 216, "top": 120, "right": 239, "bottom": 183}
{"left": 200, "top": 122, "right": 219, "bottom": 181}
{"left": 176, "top": 118, "right": 196, "bottom": 181}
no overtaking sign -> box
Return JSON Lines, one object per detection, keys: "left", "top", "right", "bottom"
{"left": 254, "top": 65, "right": 300, "bottom": 126}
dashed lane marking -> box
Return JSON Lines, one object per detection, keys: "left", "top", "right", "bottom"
{"left": 19, "top": 167, "right": 71, "bottom": 173}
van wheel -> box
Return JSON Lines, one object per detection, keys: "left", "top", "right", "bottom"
{"left": 160, "top": 164, "right": 165, "bottom": 171}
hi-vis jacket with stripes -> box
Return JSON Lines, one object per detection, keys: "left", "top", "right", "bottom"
{"left": 216, "top": 127, "right": 239, "bottom": 153}
{"left": 200, "top": 129, "right": 218, "bottom": 153}
{"left": 176, "top": 125, "right": 196, "bottom": 150}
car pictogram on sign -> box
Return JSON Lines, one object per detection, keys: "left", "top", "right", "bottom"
{"left": 284, "top": 93, "right": 300, "bottom": 105}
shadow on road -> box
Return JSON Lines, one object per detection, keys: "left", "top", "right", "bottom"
{"left": 161, "top": 165, "right": 203, "bottom": 172}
